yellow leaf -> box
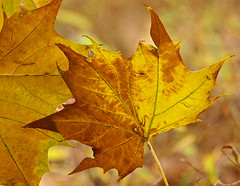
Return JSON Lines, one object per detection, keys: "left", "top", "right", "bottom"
{"left": 0, "top": 0, "right": 90, "bottom": 185}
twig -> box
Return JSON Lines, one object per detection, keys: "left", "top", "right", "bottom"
{"left": 147, "top": 140, "right": 169, "bottom": 186}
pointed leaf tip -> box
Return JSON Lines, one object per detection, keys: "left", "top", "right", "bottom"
{"left": 147, "top": 6, "right": 172, "bottom": 48}
{"left": 144, "top": 4, "right": 151, "bottom": 10}
{"left": 210, "top": 55, "right": 232, "bottom": 80}
{"left": 82, "top": 35, "right": 99, "bottom": 48}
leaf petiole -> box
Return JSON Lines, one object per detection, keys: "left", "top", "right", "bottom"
{"left": 147, "top": 140, "right": 169, "bottom": 186}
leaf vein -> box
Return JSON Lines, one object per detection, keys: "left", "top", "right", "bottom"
{"left": 0, "top": 134, "right": 30, "bottom": 185}
{"left": 155, "top": 77, "right": 208, "bottom": 116}
{"left": 1, "top": 13, "right": 47, "bottom": 61}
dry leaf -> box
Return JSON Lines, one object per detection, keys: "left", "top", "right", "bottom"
{"left": 27, "top": 6, "right": 228, "bottom": 180}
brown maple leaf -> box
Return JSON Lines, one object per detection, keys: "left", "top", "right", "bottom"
{"left": 27, "top": 7, "right": 229, "bottom": 181}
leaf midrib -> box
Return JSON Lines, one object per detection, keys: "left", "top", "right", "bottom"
{"left": 146, "top": 51, "right": 160, "bottom": 139}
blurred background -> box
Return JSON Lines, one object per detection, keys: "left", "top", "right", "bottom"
{"left": 39, "top": 0, "right": 240, "bottom": 185}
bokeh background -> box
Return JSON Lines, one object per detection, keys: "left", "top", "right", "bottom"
{"left": 39, "top": 0, "right": 240, "bottom": 185}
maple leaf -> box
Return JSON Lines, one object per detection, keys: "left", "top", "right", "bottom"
{"left": 27, "top": 7, "right": 229, "bottom": 180}
{"left": 0, "top": 0, "right": 90, "bottom": 185}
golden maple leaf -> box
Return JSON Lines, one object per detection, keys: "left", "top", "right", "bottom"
{"left": 0, "top": 0, "right": 90, "bottom": 185}
{"left": 27, "top": 6, "right": 229, "bottom": 181}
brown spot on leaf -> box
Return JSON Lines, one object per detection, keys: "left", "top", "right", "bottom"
{"left": 161, "top": 52, "right": 181, "bottom": 84}
{"left": 22, "top": 62, "right": 35, "bottom": 66}
{"left": 137, "top": 72, "right": 145, "bottom": 75}
{"left": 162, "top": 89, "right": 171, "bottom": 97}
{"left": 170, "top": 86, "right": 177, "bottom": 93}
{"left": 150, "top": 128, "right": 157, "bottom": 133}
{"left": 206, "top": 75, "right": 211, "bottom": 80}
{"left": 162, "top": 72, "right": 174, "bottom": 83}
{"left": 14, "top": 60, "right": 21, "bottom": 64}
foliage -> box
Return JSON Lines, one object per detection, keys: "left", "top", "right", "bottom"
{"left": 0, "top": 0, "right": 238, "bottom": 185}
{"left": 0, "top": 0, "right": 89, "bottom": 185}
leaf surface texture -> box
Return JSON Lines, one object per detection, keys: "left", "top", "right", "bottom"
{"left": 0, "top": 0, "right": 90, "bottom": 185}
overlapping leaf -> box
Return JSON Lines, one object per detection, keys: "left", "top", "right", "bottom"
{"left": 27, "top": 7, "right": 228, "bottom": 180}
{"left": 0, "top": 0, "right": 54, "bottom": 31}
{"left": 1, "top": 0, "right": 53, "bottom": 18}
{"left": 24, "top": 0, "right": 53, "bottom": 10}
{"left": 0, "top": 0, "right": 90, "bottom": 185}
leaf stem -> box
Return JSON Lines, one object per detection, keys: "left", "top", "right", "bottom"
{"left": 147, "top": 140, "right": 169, "bottom": 186}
